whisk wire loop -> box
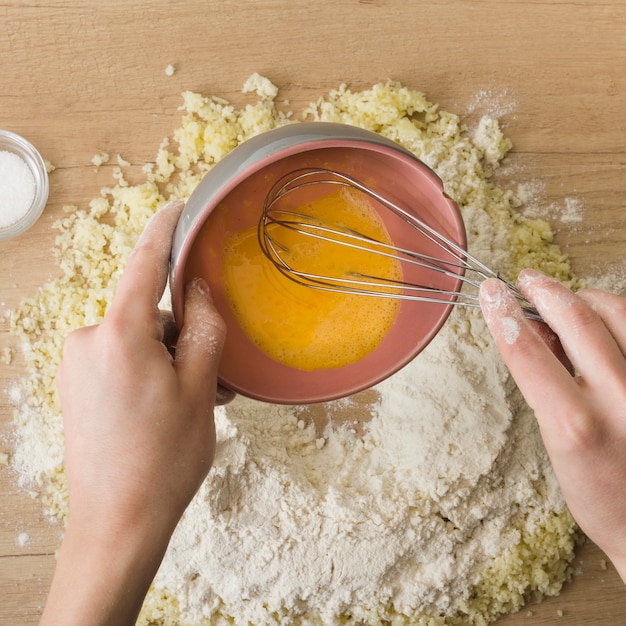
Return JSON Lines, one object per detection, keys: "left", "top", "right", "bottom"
{"left": 259, "top": 168, "right": 542, "bottom": 322}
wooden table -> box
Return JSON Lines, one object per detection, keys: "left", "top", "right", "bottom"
{"left": 1, "top": 2, "right": 625, "bottom": 624}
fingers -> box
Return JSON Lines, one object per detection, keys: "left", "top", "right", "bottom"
{"left": 480, "top": 270, "right": 626, "bottom": 452}
{"left": 516, "top": 270, "right": 626, "bottom": 388}
{"left": 160, "top": 311, "right": 179, "bottom": 357}
{"left": 106, "top": 200, "right": 184, "bottom": 339}
{"left": 576, "top": 288, "right": 626, "bottom": 356}
{"left": 161, "top": 310, "right": 235, "bottom": 404}
{"left": 99, "top": 199, "right": 232, "bottom": 408}
{"left": 174, "top": 278, "right": 228, "bottom": 399}
{"left": 479, "top": 277, "right": 580, "bottom": 415}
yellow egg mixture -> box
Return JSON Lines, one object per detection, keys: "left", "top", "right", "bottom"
{"left": 223, "top": 187, "right": 401, "bottom": 370}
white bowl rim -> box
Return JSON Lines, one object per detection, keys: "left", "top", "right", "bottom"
{"left": 0, "top": 129, "right": 49, "bottom": 240}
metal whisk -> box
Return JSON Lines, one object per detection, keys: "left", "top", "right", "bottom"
{"left": 258, "top": 168, "right": 541, "bottom": 322}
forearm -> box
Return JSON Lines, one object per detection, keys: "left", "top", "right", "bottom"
{"left": 41, "top": 202, "right": 224, "bottom": 624}
{"left": 40, "top": 519, "right": 171, "bottom": 626}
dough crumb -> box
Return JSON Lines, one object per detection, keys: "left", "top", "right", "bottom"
{"left": 91, "top": 152, "right": 110, "bottom": 168}
{"left": 116, "top": 154, "right": 131, "bottom": 168}
{"left": 2, "top": 346, "right": 13, "bottom": 365}
{"left": 242, "top": 72, "right": 279, "bottom": 100}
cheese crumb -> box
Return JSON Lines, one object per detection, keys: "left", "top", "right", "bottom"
{"left": 116, "top": 154, "right": 131, "bottom": 167}
{"left": 112, "top": 166, "right": 128, "bottom": 186}
{"left": 242, "top": 72, "right": 279, "bottom": 100}
{"left": 2, "top": 346, "right": 13, "bottom": 365}
{"left": 0, "top": 452, "right": 9, "bottom": 466}
{"left": 473, "top": 116, "right": 513, "bottom": 168}
{"left": 91, "top": 152, "right": 110, "bottom": 168}
{"left": 165, "top": 64, "right": 176, "bottom": 76}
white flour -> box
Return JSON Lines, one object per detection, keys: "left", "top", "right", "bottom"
{"left": 147, "top": 83, "right": 573, "bottom": 625}
{"left": 153, "top": 307, "right": 564, "bottom": 624}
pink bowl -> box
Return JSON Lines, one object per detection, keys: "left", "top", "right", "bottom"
{"left": 170, "top": 123, "right": 466, "bottom": 404}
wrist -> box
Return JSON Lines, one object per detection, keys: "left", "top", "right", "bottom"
{"left": 40, "top": 513, "right": 173, "bottom": 626}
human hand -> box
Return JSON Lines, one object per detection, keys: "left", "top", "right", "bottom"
{"left": 40, "top": 200, "right": 228, "bottom": 625}
{"left": 480, "top": 269, "right": 626, "bottom": 583}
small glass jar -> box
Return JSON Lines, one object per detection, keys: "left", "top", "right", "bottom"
{"left": 0, "top": 129, "right": 49, "bottom": 241}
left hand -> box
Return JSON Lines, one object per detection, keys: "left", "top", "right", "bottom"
{"left": 40, "top": 200, "right": 229, "bottom": 625}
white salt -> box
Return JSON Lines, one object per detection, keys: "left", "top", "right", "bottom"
{"left": 0, "top": 150, "right": 35, "bottom": 228}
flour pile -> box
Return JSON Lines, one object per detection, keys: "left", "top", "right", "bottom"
{"left": 8, "top": 76, "right": 582, "bottom": 625}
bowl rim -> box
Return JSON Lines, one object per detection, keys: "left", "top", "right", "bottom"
{"left": 170, "top": 123, "right": 427, "bottom": 297}
{"left": 170, "top": 122, "right": 466, "bottom": 404}
{"left": 0, "top": 129, "right": 49, "bottom": 240}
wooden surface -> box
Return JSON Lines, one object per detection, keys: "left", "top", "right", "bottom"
{"left": 1, "top": 1, "right": 625, "bottom": 624}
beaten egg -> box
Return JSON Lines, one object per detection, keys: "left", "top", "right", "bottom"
{"left": 223, "top": 187, "right": 401, "bottom": 370}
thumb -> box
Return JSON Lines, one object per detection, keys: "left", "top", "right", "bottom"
{"left": 174, "top": 278, "right": 227, "bottom": 396}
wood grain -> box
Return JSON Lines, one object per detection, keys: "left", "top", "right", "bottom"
{"left": 1, "top": 1, "right": 625, "bottom": 624}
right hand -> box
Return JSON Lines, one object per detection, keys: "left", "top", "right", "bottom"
{"left": 480, "top": 269, "right": 626, "bottom": 583}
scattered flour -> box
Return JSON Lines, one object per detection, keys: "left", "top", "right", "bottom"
{"left": 518, "top": 181, "right": 585, "bottom": 225}
{"left": 516, "top": 179, "right": 546, "bottom": 215}
{"left": 582, "top": 259, "right": 626, "bottom": 296}
{"left": 16, "top": 531, "right": 30, "bottom": 547}
{"left": 466, "top": 88, "right": 517, "bottom": 119}
{"left": 561, "top": 197, "right": 585, "bottom": 223}
{"left": 7, "top": 78, "right": 585, "bottom": 625}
